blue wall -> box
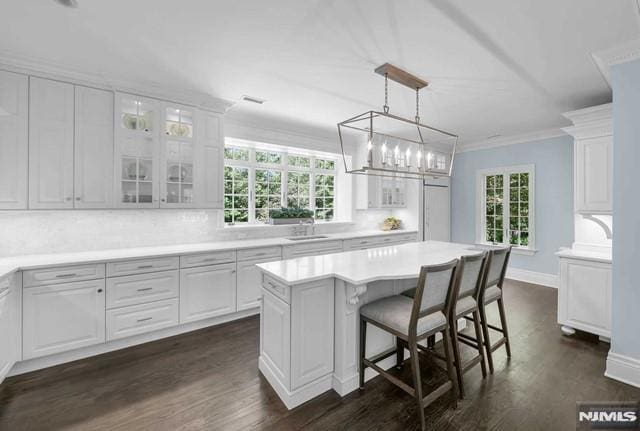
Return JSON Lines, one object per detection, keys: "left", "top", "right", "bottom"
{"left": 611, "top": 58, "right": 640, "bottom": 359}
{"left": 450, "top": 136, "right": 574, "bottom": 275}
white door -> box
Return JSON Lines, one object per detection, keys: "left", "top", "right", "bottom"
{"left": 0, "top": 71, "right": 28, "bottom": 209}
{"left": 179, "top": 263, "right": 236, "bottom": 323}
{"left": 23, "top": 279, "right": 106, "bottom": 359}
{"left": 198, "top": 111, "right": 223, "bottom": 208}
{"left": 74, "top": 86, "right": 114, "bottom": 208}
{"left": 29, "top": 77, "right": 75, "bottom": 209}
{"left": 424, "top": 182, "right": 450, "bottom": 241}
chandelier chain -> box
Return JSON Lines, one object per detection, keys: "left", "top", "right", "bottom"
{"left": 415, "top": 88, "right": 420, "bottom": 123}
{"left": 383, "top": 73, "right": 389, "bottom": 114}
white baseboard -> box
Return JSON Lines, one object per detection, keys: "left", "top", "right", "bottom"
{"left": 606, "top": 351, "right": 640, "bottom": 388}
{"left": 506, "top": 267, "right": 558, "bottom": 288}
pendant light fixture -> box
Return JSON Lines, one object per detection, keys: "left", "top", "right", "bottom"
{"left": 338, "top": 63, "right": 458, "bottom": 179}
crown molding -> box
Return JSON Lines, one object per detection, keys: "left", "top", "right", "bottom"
{"left": 0, "top": 50, "right": 234, "bottom": 113}
{"left": 458, "top": 127, "right": 566, "bottom": 153}
{"left": 561, "top": 103, "right": 612, "bottom": 139}
{"left": 592, "top": 38, "right": 640, "bottom": 87}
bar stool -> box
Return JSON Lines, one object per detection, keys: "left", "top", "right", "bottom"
{"left": 448, "top": 252, "right": 489, "bottom": 398}
{"left": 477, "top": 246, "right": 512, "bottom": 373}
{"left": 359, "top": 259, "right": 459, "bottom": 431}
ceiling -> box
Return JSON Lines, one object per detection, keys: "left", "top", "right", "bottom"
{"left": 1, "top": 0, "right": 639, "bottom": 146}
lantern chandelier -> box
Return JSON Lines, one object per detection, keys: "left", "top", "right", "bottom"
{"left": 338, "top": 63, "right": 458, "bottom": 179}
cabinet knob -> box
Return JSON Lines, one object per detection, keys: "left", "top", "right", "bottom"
{"left": 75, "top": 197, "right": 81, "bottom": 201}
{"left": 65, "top": 197, "right": 72, "bottom": 201}
{"left": 161, "top": 198, "right": 166, "bottom": 202}
{"left": 97, "top": 289, "right": 103, "bottom": 293}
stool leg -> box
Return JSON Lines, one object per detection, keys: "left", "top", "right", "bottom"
{"left": 409, "top": 340, "right": 426, "bottom": 431}
{"left": 359, "top": 318, "right": 367, "bottom": 390}
{"left": 497, "top": 297, "right": 512, "bottom": 357}
{"left": 479, "top": 303, "right": 494, "bottom": 374}
{"left": 396, "top": 337, "right": 404, "bottom": 369}
{"left": 449, "top": 318, "right": 464, "bottom": 399}
{"left": 472, "top": 310, "right": 487, "bottom": 378}
{"left": 442, "top": 328, "right": 458, "bottom": 407}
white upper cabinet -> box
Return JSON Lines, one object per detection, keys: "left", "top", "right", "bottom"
{"left": 161, "top": 104, "right": 196, "bottom": 208}
{"left": 74, "top": 86, "right": 114, "bottom": 208}
{"left": 562, "top": 104, "right": 612, "bottom": 214}
{"left": 356, "top": 175, "right": 406, "bottom": 209}
{"left": 198, "top": 111, "right": 224, "bottom": 208}
{"left": 29, "top": 77, "right": 75, "bottom": 209}
{"left": 114, "top": 93, "right": 160, "bottom": 208}
{"left": 0, "top": 71, "right": 28, "bottom": 209}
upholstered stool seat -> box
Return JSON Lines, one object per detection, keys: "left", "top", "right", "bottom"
{"left": 360, "top": 296, "right": 447, "bottom": 337}
{"left": 483, "top": 285, "right": 502, "bottom": 304}
{"left": 455, "top": 296, "right": 477, "bottom": 316}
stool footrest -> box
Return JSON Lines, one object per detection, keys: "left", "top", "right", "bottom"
{"left": 487, "top": 323, "right": 505, "bottom": 333}
{"left": 490, "top": 337, "right": 507, "bottom": 352}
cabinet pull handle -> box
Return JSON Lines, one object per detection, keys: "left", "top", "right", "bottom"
{"left": 202, "top": 258, "right": 217, "bottom": 262}
{"left": 55, "top": 273, "right": 77, "bottom": 278}
{"left": 137, "top": 317, "right": 152, "bottom": 323}
{"left": 137, "top": 287, "right": 153, "bottom": 292}
{"left": 255, "top": 252, "right": 267, "bottom": 256}
{"left": 97, "top": 289, "right": 103, "bottom": 293}
{"left": 137, "top": 265, "right": 154, "bottom": 269}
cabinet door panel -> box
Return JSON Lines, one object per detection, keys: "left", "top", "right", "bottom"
{"left": 260, "top": 289, "right": 290, "bottom": 386}
{"left": 180, "top": 263, "right": 236, "bottom": 323}
{"left": 75, "top": 86, "right": 114, "bottom": 208}
{"left": 106, "top": 298, "right": 178, "bottom": 341}
{"left": 0, "top": 287, "right": 13, "bottom": 382}
{"left": 23, "top": 280, "right": 106, "bottom": 359}
{"left": 576, "top": 137, "right": 612, "bottom": 213}
{"left": 424, "top": 184, "right": 450, "bottom": 241}
{"left": 237, "top": 256, "right": 283, "bottom": 311}
{"left": 564, "top": 260, "right": 611, "bottom": 336}
{"left": 198, "top": 111, "right": 223, "bottom": 208}
{"left": 29, "top": 77, "right": 75, "bottom": 209}
{"left": 0, "top": 71, "right": 28, "bottom": 209}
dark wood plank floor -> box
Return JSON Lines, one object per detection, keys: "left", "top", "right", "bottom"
{"left": 1, "top": 280, "right": 639, "bottom": 430}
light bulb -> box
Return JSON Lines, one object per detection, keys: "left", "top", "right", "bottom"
{"left": 405, "top": 148, "right": 411, "bottom": 167}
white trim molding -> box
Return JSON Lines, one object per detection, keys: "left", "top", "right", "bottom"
{"left": 606, "top": 352, "right": 640, "bottom": 388}
{"left": 592, "top": 38, "right": 640, "bottom": 87}
{"left": 506, "top": 267, "right": 557, "bottom": 288}
{"left": 459, "top": 128, "right": 565, "bottom": 153}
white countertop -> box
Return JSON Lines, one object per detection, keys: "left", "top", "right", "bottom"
{"left": 555, "top": 247, "right": 612, "bottom": 264}
{"left": 257, "top": 241, "right": 484, "bottom": 286}
{"left": 0, "top": 229, "right": 417, "bottom": 279}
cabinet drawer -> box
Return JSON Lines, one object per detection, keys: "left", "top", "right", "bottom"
{"left": 262, "top": 274, "right": 291, "bottom": 304}
{"left": 344, "top": 237, "right": 378, "bottom": 250}
{"left": 237, "top": 246, "right": 282, "bottom": 262}
{"left": 283, "top": 240, "right": 343, "bottom": 258}
{"left": 180, "top": 250, "right": 236, "bottom": 268}
{"left": 23, "top": 264, "right": 105, "bottom": 287}
{"left": 106, "top": 270, "right": 179, "bottom": 309}
{"left": 379, "top": 233, "right": 416, "bottom": 244}
{"left": 107, "top": 257, "right": 179, "bottom": 277}
{"left": 106, "top": 298, "right": 179, "bottom": 341}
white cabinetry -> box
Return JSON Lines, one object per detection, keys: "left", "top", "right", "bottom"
{"left": 0, "top": 273, "right": 21, "bottom": 384}
{"left": 282, "top": 240, "right": 343, "bottom": 259}
{"left": 106, "top": 298, "right": 178, "bottom": 341}
{"left": 199, "top": 110, "right": 224, "bottom": 208}
{"left": 74, "top": 86, "right": 114, "bottom": 208}
{"left": 28, "top": 77, "right": 75, "bottom": 209}
{"left": 356, "top": 175, "right": 406, "bottom": 209}
{"left": 0, "top": 71, "right": 28, "bottom": 209}
{"left": 424, "top": 178, "right": 450, "bottom": 241}
{"left": 23, "top": 279, "right": 106, "bottom": 359}
{"left": 562, "top": 104, "right": 612, "bottom": 214}
{"left": 237, "top": 247, "right": 282, "bottom": 311}
{"left": 180, "top": 262, "right": 236, "bottom": 323}
{"left": 259, "top": 277, "right": 334, "bottom": 396}
{"left": 558, "top": 256, "right": 611, "bottom": 338}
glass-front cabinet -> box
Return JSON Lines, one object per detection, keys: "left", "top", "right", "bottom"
{"left": 115, "top": 94, "right": 159, "bottom": 207}
{"left": 161, "top": 105, "right": 195, "bottom": 207}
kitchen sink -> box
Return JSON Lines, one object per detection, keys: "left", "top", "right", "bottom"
{"left": 285, "top": 235, "right": 330, "bottom": 241}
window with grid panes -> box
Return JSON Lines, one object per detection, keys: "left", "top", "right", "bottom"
{"left": 315, "top": 174, "right": 335, "bottom": 221}
{"left": 479, "top": 165, "right": 534, "bottom": 250}
{"left": 224, "top": 166, "right": 249, "bottom": 223}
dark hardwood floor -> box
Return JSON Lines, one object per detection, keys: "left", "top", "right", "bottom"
{"left": 1, "top": 280, "right": 638, "bottom": 430}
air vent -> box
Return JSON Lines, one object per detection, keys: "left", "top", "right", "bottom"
{"left": 241, "top": 95, "right": 266, "bottom": 105}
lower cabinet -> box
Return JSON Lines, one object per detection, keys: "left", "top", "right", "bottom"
{"left": 260, "top": 278, "right": 334, "bottom": 391}
{"left": 23, "top": 279, "right": 106, "bottom": 360}
{"left": 558, "top": 257, "right": 612, "bottom": 338}
{"left": 237, "top": 255, "right": 282, "bottom": 311}
{"left": 282, "top": 240, "right": 343, "bottom": 259}
{"left": 0, "top": 275, "right": 18, "bottom": 383}
{"left": 180, "top": 262, "right": 236, "bottom": 323}
{"left": 106, "top": 298, "right": 179, "bottom": 341}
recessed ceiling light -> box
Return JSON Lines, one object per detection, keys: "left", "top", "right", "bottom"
{"left": 241, "top": 95, "right": 266, "bottom": 105}
{"left": 54, "top": 0, "right": 78, "bottom": 8}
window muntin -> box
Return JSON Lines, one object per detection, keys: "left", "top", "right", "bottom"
{"left": 479, "top": 165, "right": 534, "bottom": 250}
{"left": 223, "top": 143, "right": 338, "bottom": 224}
{"left": 314, "top": 174, "right": 335, "bottom": 221}
{"left": 255, "top": 169, "right": 282, "bottom": 221}
{"left": 224, "top": 166, "right": 249, "bottom": 223}
{"left": 287, "top": 172, "right": 310, "bottom": 208}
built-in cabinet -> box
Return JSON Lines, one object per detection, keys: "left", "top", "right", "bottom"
{"left": 558, "top": 256, "right": 611, "bottom": 338}
{"left": 28, "top": 77, "right": 75, "bottom": 209}
{"left": 0, "top": 273, "right": 21, "bottom": 384}
{"left": 236, "top": 246, "right": 282, "bottom": 311}
{"left": 0, "top": 72, "right": 224, "bottom": 210}
{"left": 356, "top": 175, "right": 406, "bottom": 209}
{"left": 423, "top": 177, "right": 450, "bottom": 242}
{"left": 0, "top": 71, "right": 28, "bottom": 209}
{"left": 180, "top": 262, "right": 236, "bottom": 323}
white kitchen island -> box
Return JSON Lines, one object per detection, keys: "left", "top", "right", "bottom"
{"left": 256, "top": 241, "right": 483, "bottom": 409}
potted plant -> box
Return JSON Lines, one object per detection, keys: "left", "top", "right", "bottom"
{"left": 267, "top": 207, "right": 315, "bottom": 225}
{"left": 382, "top": 216, "right": 402, "bottom": 231}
